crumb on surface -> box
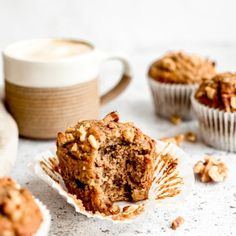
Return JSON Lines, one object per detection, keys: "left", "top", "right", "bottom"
{"left": 185, "top": 132, "right": 197, "bottom": 142}
{"left": 171, "top": 216, "right": 185, "bottom": 230}
{"left": 160, "top": 134, "right": 184, "bottom": 146}
{"left": 170, "top": 115, "right": 182, "bottom": 125}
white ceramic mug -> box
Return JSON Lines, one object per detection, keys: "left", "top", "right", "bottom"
{"left": 3, "top": 39, "right": 132, "bottom": 139}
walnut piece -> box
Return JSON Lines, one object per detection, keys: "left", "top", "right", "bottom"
{"left": 88, "top": 135, "right": 99, "bottom": 150}
{"left": 170, "top": 115, "right": 182, "bottom": 125}
{"left": 123, "top": 128, "right": 135, "bottom": 143}
{"left": 71, "top": 143, "right": 78, "bottom": 152}
{"left": 230, "top": 96, "right": 236, "bottom": 109}
{"left": 205, "top": 86, "right": 216, "bottom": 99}
{"left": 57, "top": 132, "right": 74, "bottom": 146}
{"left": 185, "top": 132, "right": 197, "bottom": 142}
{"left": 171, "top": 216, "right": 185, "bottom": 230}
{"left": 193, "top": 156, "right": 228, "bottom": 183}
{"left": 78, "top": 125, "right": 87, "bottom": 142}
{"left": 161, "top": 134, "right": 184, "bottom": 146}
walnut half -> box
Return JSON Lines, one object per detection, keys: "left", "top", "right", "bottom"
{"left": 193, "top": 156, "right": 228, "bottom": 183}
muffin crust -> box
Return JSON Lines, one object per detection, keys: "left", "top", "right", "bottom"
{"left": 148, "top": 51, "right": 216, "bottom": 84}
{"left": 195, "top": 72, "right": 236, "bottom": 112}
{"left": 0, "top": 177, "right": 43, "bottom": 236}
{"left": 57, "top": 112, "right": 157, "bottom": 215}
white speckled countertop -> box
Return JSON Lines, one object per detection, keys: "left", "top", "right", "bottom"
{"left": 7, "top": 44, "right": 236, "bottom": 236}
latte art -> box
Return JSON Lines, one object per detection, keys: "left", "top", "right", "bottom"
{"left": 6, "top": 39, "right": 92, "bottom": 61}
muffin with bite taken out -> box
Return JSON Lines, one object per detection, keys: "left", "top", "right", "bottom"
{"left": 56, "top": 112, "right": 157, "bottom": 215}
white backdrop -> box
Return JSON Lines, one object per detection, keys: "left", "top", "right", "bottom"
{"left": 0, "top": 0, "right": 235, "bottom": 48}
{"left": 0, "top": 0, "right": 236, "bottom": 85}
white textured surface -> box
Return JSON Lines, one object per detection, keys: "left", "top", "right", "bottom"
{"left": 6, "top": 44, "right": 236, "bottom": 236}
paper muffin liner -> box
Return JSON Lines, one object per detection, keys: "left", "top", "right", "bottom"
{"left": 191, "top": 94, "right": 236, "bottom": 152}
{"left": 33, "top": 141, "right": 194, "bottom": 222}
{"left": 34, "top": 198, "right": 51, "bottom": 236}
{"left": 148, "top": 78, "right": 198, "bottom": 120}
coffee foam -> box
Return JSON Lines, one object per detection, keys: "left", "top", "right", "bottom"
{"left": 5, "top": 39, "right": 93, "bottom": 61}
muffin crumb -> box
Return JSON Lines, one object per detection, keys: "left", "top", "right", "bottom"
{"left": 171, "top": 216, "right": 185, "bottom": 230}
{"left": 161, "top": 134, "right": 184, "bottom": 146}
{"left": 170, "top": 115, "right": 182, "bottom": 125}
{"left": 193, "top": 156, "right": 228, "bottom": 182}
{"left": 185, "top": 132, "right": 197, "bottom": 142}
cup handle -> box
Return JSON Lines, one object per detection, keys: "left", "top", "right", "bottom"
{"left": 100, "top": 52, "right": 132, "bottom": 106}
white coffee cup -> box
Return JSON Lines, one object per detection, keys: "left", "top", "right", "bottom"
{"left": 3, "top": 39, "right": 132, "bottom": 139}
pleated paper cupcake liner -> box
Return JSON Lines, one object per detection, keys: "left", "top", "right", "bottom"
{"left": 33, "top": 140, "right": 194, "bottom": 222}
{"left": 191, "top": 94, "right": 236, "bottom": 152}
{"left": 148, "top": 78, "right": 198, "bottom": 120}
{"left": 34, "top": 198, "right": 51, "bottom": 236}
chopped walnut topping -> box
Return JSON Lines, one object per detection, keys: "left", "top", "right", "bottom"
{"left": 161, "top": 134, "right": 184, "bottom": 146}
{"left": 103, "top": 111, "right": 120, "bottom": 123}
{"left": 123, "top": 128, "right": 135, "bottom": 142}
{"left": 170, "top": 115, "right": 182, "bottom": 125}
{"left": 162, "top": 58, "right": 176, "bottom": 71}
{"left": 171, "top": 216, "right": 185, "bottom": 230}
{"left": 205, "top": 86, "right": 216, "bottom": 99}
{"left": 109, "top": 205, "right": 120, "bottom": 214}
{"left": 149, "top": 51, "right": 216, "bottom": 84}
{"left": 88, "top": 135, "right": 99, "bottom": 150}
{"left": 57, "top": 132, "right": 74, "bottom": 146}
{"left": 71, "top": 143, "right": 78, "bottom": 152}
{"left": 195, "top": 72, "right": 236, "bottom": 112}
{"left": 230, "top": 96, "right": 236, "bottom": 109}
{"left": 193, "top": 156, "right": 228, "bottom": 183}
{"left": 185, "top": 132, "right": 197, "bottom": 142}
{"left": 65, "top": 127, "right": 75, "bottom": 132}
{"left": 78, "top": 125, "right": 87, "bottom": 142}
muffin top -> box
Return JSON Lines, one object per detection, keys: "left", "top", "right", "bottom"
{"left": 195, "top": 72, "right": 236, "bottom": 112}
{"left": 0, "top": 177, "right": 43, "bottom": 236}
{"left": 148, "top": 51, "right": 216, "bottom": 84}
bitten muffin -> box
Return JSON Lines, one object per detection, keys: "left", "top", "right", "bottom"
{"left": 195, "top": 72, "right": 236, "bottom": 112}
{"left": 148, "top": 51, "right": 216, "bottom": 120}
{"left": 0, "top": 177, "right": 43, "bottom": 236}
{"left": 192, "top": 72, "right": 236, "bottom": 152}
{"left": 56, "top": 112, "right": 157, "bottom": 215}
{"left": 148, "top": 51, "right": 216, "bottom": 84}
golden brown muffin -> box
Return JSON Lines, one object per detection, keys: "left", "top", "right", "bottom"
{"left": 148, "top": 51, "right": 216, "bottom": 84}
{"left": 0, "top": 177, "right": 43, "bottom": 236}
{"left": 57, "top": 112, "right": 157, "bottom": 215}
{"left": 195, "top": 72, "right": 236, "bottom": 112}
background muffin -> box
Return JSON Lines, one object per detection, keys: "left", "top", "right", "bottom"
{"left": 195, "top": 72, "right": 236, "bottom": 112}
{"left": 0, "top": 177, "right": 49, "bottom": 236}
{"left": 148, "top": 51, "right": 216, "bottom": 120}
{"left": 192, "top": 72, "right": 236, "bottom": 152}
